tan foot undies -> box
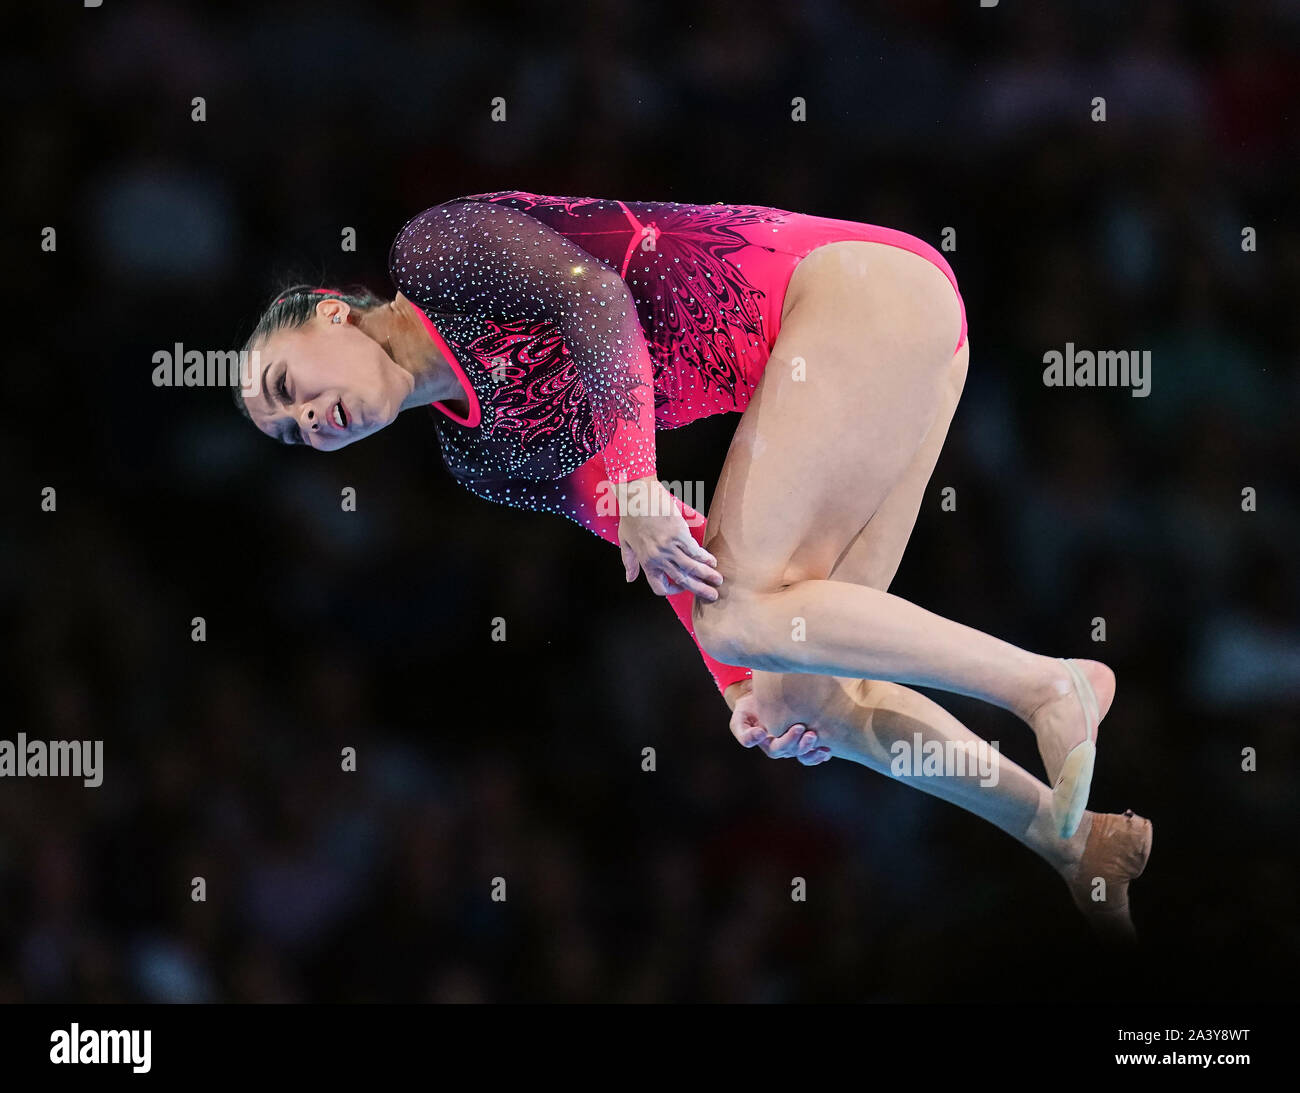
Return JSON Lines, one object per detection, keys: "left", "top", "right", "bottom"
{"left": 1061, "top": 810, "right": 1153, "bottom": 942}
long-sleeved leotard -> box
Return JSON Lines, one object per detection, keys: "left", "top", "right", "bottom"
{"left": 388, "top": 191, "right": 967, "bottom": 694}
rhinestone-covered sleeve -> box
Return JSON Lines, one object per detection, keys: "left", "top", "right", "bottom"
{"left": 389, "top": 199, "right": 657, "bottom": 484}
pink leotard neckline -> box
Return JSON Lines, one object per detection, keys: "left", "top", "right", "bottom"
{"left": 408, "top": 301, "right": 482, "bottom": 428}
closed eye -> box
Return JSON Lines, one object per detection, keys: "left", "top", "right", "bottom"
{"left": 277, "top": 370, "right": 305, "bottom": 445}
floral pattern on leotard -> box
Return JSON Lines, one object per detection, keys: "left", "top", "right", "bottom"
{"left": 456, "top": 317, "right": 640, "bottom": 461}
{"left": 627, "top": 202, "right": 781, "bottom": 412}
{"left": 457, "top": 191, "right": 790, "bottom": 420}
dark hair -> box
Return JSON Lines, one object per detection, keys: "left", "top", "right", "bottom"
{"left": 232, "top": 283, "right": 386, "bottom": 421}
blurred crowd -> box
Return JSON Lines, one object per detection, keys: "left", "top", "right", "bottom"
{"left": 3, "top": 0, "right": 1298, "bottom": 1001}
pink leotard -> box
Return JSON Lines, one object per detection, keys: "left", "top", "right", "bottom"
{"left": 388, "top": 191, "right": 967, "bottom": 693}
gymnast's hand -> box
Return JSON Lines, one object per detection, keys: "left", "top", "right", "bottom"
{"left": 617, "top": 476, "right": 723, "bottom": 600}
{"left": 724, "top": 679, "right": 833, "bottom": 767}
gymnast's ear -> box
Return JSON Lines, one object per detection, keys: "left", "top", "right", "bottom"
{"left": 315, "top": 297, "right": 352, "bottom": 325}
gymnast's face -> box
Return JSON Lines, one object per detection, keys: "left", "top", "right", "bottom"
{"left": 243, "top": 302, "right": 410, "bottom": 451}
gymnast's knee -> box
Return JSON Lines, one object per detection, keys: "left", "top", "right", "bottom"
{"left": 693, "top": 586, "right": 784, "bottom": 669}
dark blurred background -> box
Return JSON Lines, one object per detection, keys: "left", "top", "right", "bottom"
{"left": 3, "top": 0, "right": 1298, "bottom": 1002}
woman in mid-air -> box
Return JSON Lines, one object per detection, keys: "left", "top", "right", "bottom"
{"left": 235, "top": 190, "right": 1152, "bottom": 939}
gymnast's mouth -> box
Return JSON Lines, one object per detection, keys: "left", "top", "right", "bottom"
{"left": 331, "top": 400, "right": 350, "bottom": 430}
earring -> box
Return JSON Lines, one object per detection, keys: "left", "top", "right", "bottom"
{"left": 331, "top": 316, "right": 342, "bottom": 324}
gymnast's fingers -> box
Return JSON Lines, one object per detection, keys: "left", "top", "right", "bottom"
{"left": 661, "top": 560, "right": 719, "bottom": 602}
{"left": 729, "top": 706, "right": 769, "bottom": 749}
{"left": 670, "top": 546, "right": 724, "bottom": 587}
{"left": 676, "top": 534, "right": 719, "bottom": 573}
{"left": 758, "top": 723, "right": 808, "bottom": 759}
